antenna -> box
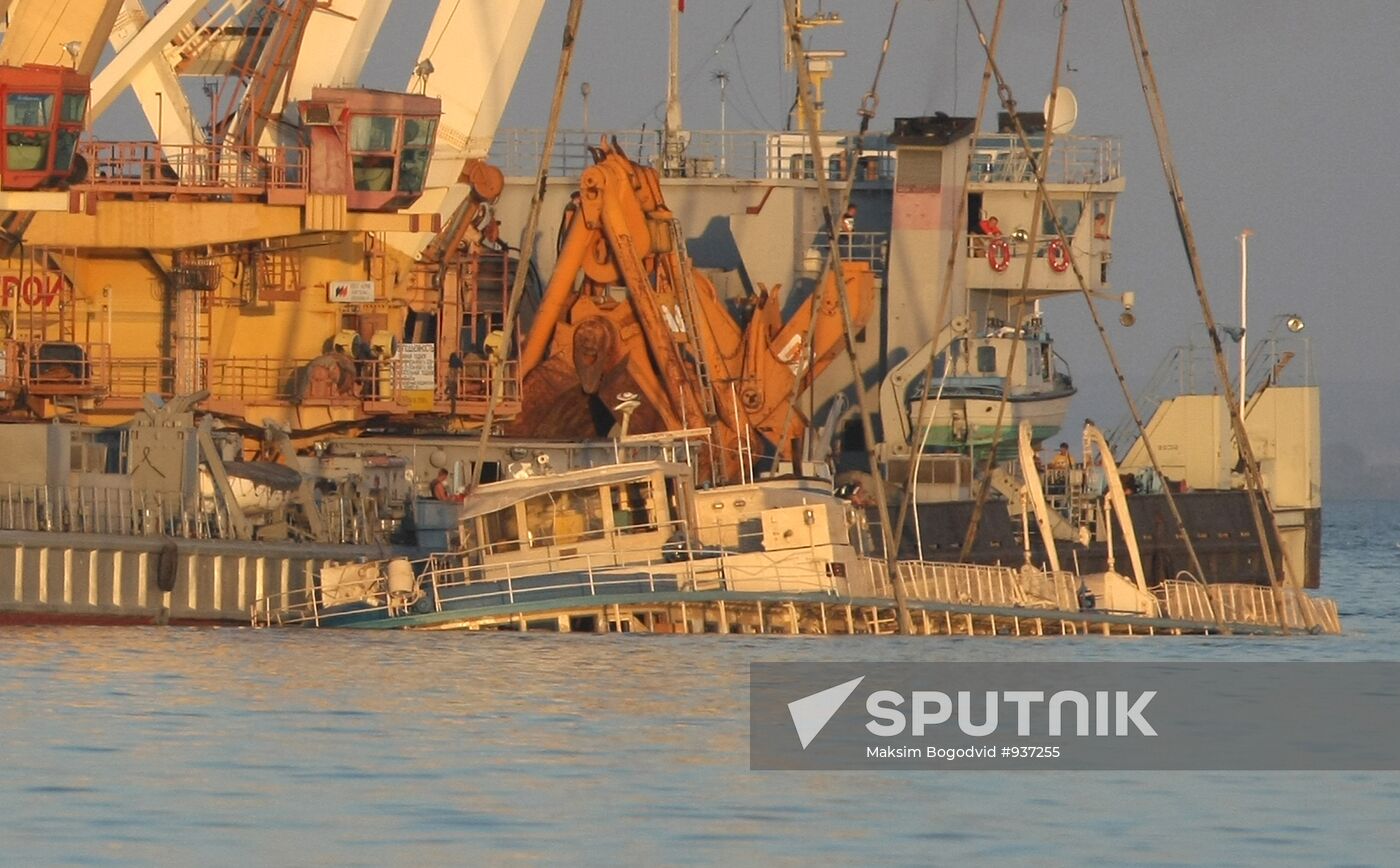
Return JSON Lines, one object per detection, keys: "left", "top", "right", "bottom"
{"left": 1043, "top": 86, "right": 1078, "bottom": 135}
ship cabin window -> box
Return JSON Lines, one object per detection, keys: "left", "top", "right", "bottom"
{"left": 976, "top": 345, "right": 998, "bottom": 374}
{"left": 1091, "top": 198, "right": 1113, "bottom": 238}
{"left": 609, "top": 481, "right": 658, "bottom": 534}
{"left": 1041, "top": 199, "right": 1083, "bottom": 242}
{"left": 523, "top": 487, "right": 605, "bottom": 548}
{"left": 482, "top": 505, "right": 521, "bottom": 554}
{"left": 1026, "top": 347, "right": 1042, "bottom": 381}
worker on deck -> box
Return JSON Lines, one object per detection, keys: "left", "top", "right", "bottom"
{"left": 558, "top": 191, "right": 582, "bottom": 253}
{"left": 431, "top": 469, "right": 461, "bottom": 502}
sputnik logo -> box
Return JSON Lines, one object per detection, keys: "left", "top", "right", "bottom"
{"left": 788, "top": 676, "right": 865, "bottom": 749}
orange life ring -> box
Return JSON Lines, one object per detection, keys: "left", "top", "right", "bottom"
{"left": 987, "top": 237, "right": 1012, "bottom": 273}
{"left": 1047, "top": 239, "right": 1070, "bottom": 273}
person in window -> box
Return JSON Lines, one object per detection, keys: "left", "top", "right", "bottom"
{"left": 1093, "top": 212, "right": 1111, "bottom": 240}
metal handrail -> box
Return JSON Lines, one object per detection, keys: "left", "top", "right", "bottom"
{"left": 251, "top": 521, "right": 845, "bottom": 627}
{"left": 0, "top": 483, "right": 214, "bottom": 539}
{"left": 77, "top": 141, "right": 308, "bottom": 193}
{"left": 968, "top": 134, "right": 1122, "bottom": 185}
{"left": 489, "top": 127, "right": 898, "bottom": 181}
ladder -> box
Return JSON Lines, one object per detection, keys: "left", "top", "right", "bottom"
{"left": 666, "top": 219, "right": 718, "bottom": 420}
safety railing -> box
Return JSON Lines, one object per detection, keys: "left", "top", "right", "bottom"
{"left": 963, "top": 234, "right": 1100, "bottom": 268}
{"left": 807, "top": 231, "right": 888, "bottom": 269}
{"left": 1106, "top": 328, "right": 1314, "bottom": 457}
{"left": 489, "top": 128, "right": 897, "bottom": 182}
{"left": 251, "top": 528, "right": 844, "bottom": 627}
{"left": 969, "top": 134, "right": 1121, "bottom": 185}
{"left": 22, "top": 341, "right": 112, "bottom": 397}
{"left": 77, "top": 141, "right": 307, "bottom": 196}
{"left": 1156, "top": 579, "right": 1340, "bottom": 633}
{"left": 902, "top": 561, "right": 1078, "bottom": 610}
{"left": 1155, "top": 579, "right": 1218, "bottom": 624}
{"left": 198, "top": 354, "right": 522, "bottom": 410}
{"left": 0, "top": 483, "right": 230, "bottom": 540}
{"left": 107, "top": 356, "right": 171, "bottom": 399}
{"left": 854, "top": 558, "right": 1079, "bottom": 611}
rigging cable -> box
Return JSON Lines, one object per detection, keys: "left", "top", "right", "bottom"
{"left": 782, "top": 0, "right": 915, "bottom": 634}
{"left": 470, "top": 0, "right": 586, "bottom": 488}
{"left": 956, "top": 0, "right": 1227, "bottom": 630}
{"left": 1121, "top": 0, "right": 1304, "bottom": 629}
{"left": 765, "top": 0, "right": 901, "bottom": 480}
{"left": 889, "top": 0, "right": 1005, "bottom": 583}
{"left": 956, "top": 0, "right": 1070, "bottom": 567}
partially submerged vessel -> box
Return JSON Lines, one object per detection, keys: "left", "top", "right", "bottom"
{"left": 252, "top": 450, "right": 1339, "bottom": 636}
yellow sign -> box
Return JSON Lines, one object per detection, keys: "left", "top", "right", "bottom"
{"left": 406, "top": 390, "right": 435, "bottom": 411}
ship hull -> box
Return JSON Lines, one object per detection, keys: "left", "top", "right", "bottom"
{"left": 0, "top": 530, "right": 388, "bottom": 625}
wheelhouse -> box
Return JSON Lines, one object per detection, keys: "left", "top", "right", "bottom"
{"left": 300, "top": 87, "right": 441, "bottom": 212}
{"left": 0, "top": 64, "right": 89, "bottom": 191}
{"left": 455, "top": 462, "right": 692, "bottom": 574}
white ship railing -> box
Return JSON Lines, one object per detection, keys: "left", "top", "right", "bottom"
{"left": 251, "top": 536, "right": 843, "bottom": 628}
{"left": 969, "top": 134, "right": 1122, "bottom": 185}
{"left": 490, "top": 128, "right": 896, "bottom": 182}
{"left": 0, "top": 483, "right": 227, "bottom": 540}
{"left": 1156, "top": 579, "right": 1341, "bottom": 634}
{"left": 852, "top": 558, "right": 1079, "bottom": 611}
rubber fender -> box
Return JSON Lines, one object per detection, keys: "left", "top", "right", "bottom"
{"left": 156, "top": 542, "right": 179, "bottom": 594}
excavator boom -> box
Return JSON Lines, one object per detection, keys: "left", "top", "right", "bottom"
{"left": 513, "top": 141, "right": 875, "bottom": 482}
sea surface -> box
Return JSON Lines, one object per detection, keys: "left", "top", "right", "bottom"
{"left": 2, "top": 499, "right": 1399, "bottom": 865}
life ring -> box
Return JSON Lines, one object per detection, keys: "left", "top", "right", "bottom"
{"left": 987, "top": 237, "right": 1011, "bottom": 273}
{"left": 1047, "top": 239, "right": 1070, "bottom": 273}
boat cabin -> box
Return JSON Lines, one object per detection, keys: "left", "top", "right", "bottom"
{"left": 455, "top": 462, "right": 692, "bottom": 576}
{"left": 0, "top": 64, "right": 88, "bottom": 191}
{"left": 299, "top": 87, "right": 441, "bottom": 211}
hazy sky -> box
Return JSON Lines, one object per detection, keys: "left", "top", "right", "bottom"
{"left": 352, "top": 0, "right": 1399, "bottom": 438}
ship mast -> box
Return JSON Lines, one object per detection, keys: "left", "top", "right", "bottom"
{"left": 662, "top": 0, "right": 685, "bottom": 176}
{"left": 784, "top": 0, "right": 844, "bottom": 131}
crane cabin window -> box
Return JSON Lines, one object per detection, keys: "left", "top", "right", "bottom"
{"left": 60, "top": 93, "right": 86, "bottom": 123}
{"left": 5, "top": 93, "right": 53, "bottom": 172}
{"left": 349, "top": 115, "right": 398, "bottom": 191}
{"left": 399, "top": 117, "right": 436, "bottom": 194}
{"left": 7, "top": 93, "right": 51, "bottom": 126}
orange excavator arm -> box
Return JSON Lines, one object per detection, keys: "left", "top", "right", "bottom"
{"left": 514, "top": 141, "right": 875, "bottom": 481}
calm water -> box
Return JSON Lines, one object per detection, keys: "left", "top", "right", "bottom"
{"left": 3, "top": 500, "right": 1399, "bottom": 865}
